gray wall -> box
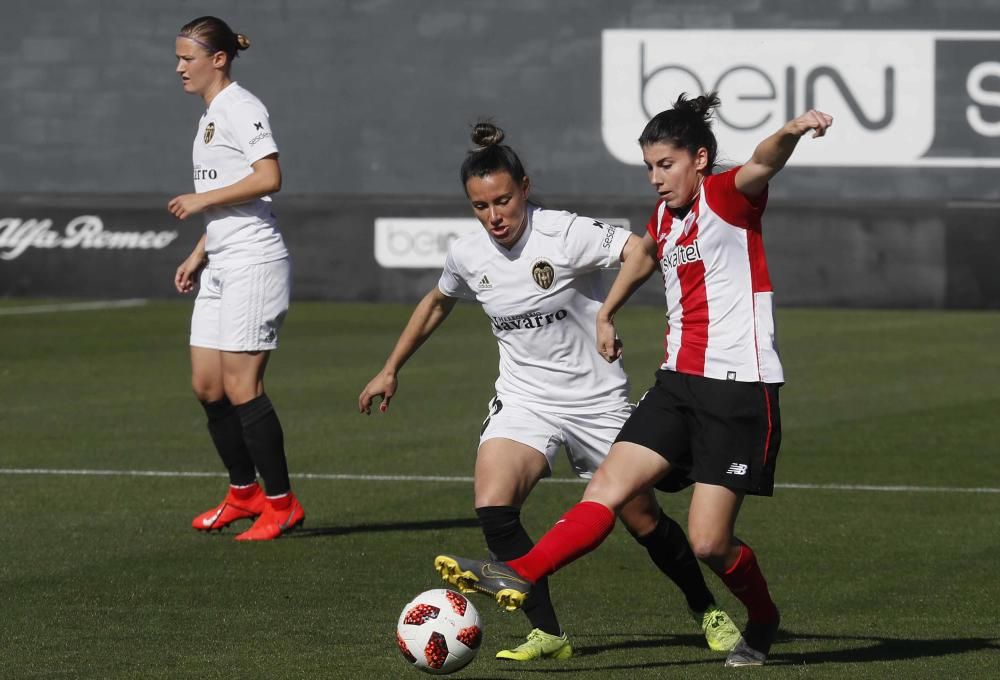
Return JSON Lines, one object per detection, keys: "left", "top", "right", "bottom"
{"left": 2, "top": 195, "right": 997, "bottom": 308}
{"left": 2, "top": 1, "right": 999, "bottom": 308}
{"left": 2, "top": 0, "right": 1000, "bottom": 201}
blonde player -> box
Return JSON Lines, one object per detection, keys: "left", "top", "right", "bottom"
{"left": 170, "top": 16, "right": 303, "bottom": 541}
{"left": 435, "top": 95, "right": 834, "bottom": 668}
{"left": 359, "top": 122, "right": 739, "bottom": 662}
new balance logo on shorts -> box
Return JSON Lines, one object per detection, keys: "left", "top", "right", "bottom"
{"left": 726, "top": 463, "right": 748, "bottom": 476}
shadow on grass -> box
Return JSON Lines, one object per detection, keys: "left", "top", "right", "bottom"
{"left": 770, "top": 631, "right": 1000, "bottom": 666}
{"left": 493, "top": 630, "right": 1000, "bottom": 673}
{"left": 288, "top": 517, "right": 480, "bottom": 538}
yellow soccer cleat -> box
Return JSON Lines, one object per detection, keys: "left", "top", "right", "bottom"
{"left": 433, "top": 554, "right": 531, "bottom": 612}
{"left": 693, "top": 605, "right": 742, "bottom": 652}
{"left": 496, "top": 628, "right": 573, "bottom": 661}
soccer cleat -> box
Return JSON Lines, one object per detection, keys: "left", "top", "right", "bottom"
{"left": 234, "top": 492, "right": 305, "bottom": 541}
{"left": 433, "top": 555, "right": 532, "bottom": 612}
{"left": 495, "top": 628, "right": 573, "bottom": 661}
{"left": 724, "top": 610, "right": 780, "bottom": 667}
{"left": 192, "top": 484, "right": 266, "bottom": 531}
{"left": 691, "top": 605, "right": 742, "bottom": 652}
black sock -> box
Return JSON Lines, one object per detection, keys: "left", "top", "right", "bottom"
{"left": 235, "top": 393, "right": 291, "bottom": 497}
{"left": 476, "top": 505, "right": 561, "bottom": 636}
{"left": 202, "top": 397, "right": 256, "bottom": 486}
{"left": 633, "top": 511, "right": 715, "bottom": 613}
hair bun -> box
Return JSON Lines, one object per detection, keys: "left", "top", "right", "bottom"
{"left": 236, "top": 33, "right": 250, "bottom": 50}
{"left": 674, "top": 92, "right": 721, "bottom": 122}
{"left": 471, "top": 121, "right": 505, "bottom": 149}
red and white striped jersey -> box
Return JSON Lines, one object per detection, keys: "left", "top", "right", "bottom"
{"left": 647, "top": 166, "right": 783, "bottom": 384}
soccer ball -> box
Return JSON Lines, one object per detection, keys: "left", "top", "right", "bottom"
{"left": 396, "top": 588, "right": 483, "bottom": 674}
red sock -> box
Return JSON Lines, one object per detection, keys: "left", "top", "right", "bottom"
{"left": 718, "top": 544, "right": 779, "bottom": 624}
{"left": 507, "top": 501, "right": 615, "bottom": 583}
{"left": 229, "top": 483, "right": 260, "bottom": 501}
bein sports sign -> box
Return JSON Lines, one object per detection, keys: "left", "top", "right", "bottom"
{"left": 602, "top": 30, "right": 1000, "bottom": 167}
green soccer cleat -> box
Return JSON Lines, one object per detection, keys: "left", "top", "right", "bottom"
{"left": 433, "top": 554, "right": 532, "bottom": 612}
{"left": 724, "top": 610, "right": 780, "bottom": 667}
{"left": 495, "top": 628, "right": 573, "bottom": 661}
{"left": 691, "top": 605, "right": 742, "bottom": 652}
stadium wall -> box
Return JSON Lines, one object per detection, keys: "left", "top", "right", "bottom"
{"left": 1, "top": 195, "right": 996, "bottom": 309}
{"left": 1, "top": 1, "right": 999, "bottom": 307}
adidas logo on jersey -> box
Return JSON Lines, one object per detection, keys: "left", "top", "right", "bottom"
{"left": 477, "top": 275, "right": 493, "bottom": 290}
{"left": 726, "top": 463, "right": 748, "bottom": 476}
{"left": 662, "top": 239, "right": 703, "bottom": 270}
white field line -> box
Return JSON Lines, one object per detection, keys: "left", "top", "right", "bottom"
{"left": 0, "top": 299, "right": 148, "bottom": 316}
{"left": 1, "top": 467, "right": 998, "bottom": 494}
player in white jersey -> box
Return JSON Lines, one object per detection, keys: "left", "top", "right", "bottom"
{"left": 360, "top": 122, "right": 739, "bottom": 662}
{"left": 433, "top": 96, "right": 833, "bottom": 668}
{"left": 170, "top": 16, "right": 303, "bottom": 542}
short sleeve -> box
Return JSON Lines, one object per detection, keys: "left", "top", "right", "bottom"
{"left": 227, "top": 98, "right": 279, "bottom": 164}
{"left": 561, "top": 215, "right": 633, "bottom": 272}
{"left": 704, "top": 167, "right": 767, "bottom": 228}
{"left": 437, "top": 249, "right": 476, "bottom": 301}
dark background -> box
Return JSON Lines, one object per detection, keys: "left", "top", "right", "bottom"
{"left": 1, "top": 1, "right": 998, "bottom": 306}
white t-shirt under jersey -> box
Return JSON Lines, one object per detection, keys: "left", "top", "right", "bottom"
{"left": 438, "top": 205, "right": 633, "bottom": 413}
{"left": 192, "top": 82, "right": 287, "bottom": 267}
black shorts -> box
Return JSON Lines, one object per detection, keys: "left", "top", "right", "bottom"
{"left": 615, "top": 369, "right": 782, "bottom": 496}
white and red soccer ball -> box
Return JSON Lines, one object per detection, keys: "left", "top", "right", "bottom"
{"left": 396, "top": 589, "right": 483, "bottom": 674}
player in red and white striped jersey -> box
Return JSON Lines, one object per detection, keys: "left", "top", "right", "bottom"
{"left": 434, "top": 95, "right": 833, "bottom": 668}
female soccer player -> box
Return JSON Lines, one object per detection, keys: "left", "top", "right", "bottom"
{"left": 434, "top": 96, "right": 833, "bottom": 667}
{"left": 170, "top": 16, "right": 304, "bottom": 541}
{"left": 360, "top": 122, "right": 739, "bottom": 662}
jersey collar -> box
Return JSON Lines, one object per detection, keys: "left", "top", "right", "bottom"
{"left": 205, "top": 81, "right": 239, "bottom": 113}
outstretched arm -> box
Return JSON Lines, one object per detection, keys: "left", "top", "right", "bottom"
{"left": 735, "top": 110, "right": 833, "bottom": 198}
{"left": 596, "top": 233, "right": 659, "bottom": 362}
{"left": 358, "top": 287, "right": 459, "bottom": 414}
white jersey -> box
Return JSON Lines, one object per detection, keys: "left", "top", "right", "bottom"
{"left": 192, "top": 82, "right": 287, "bottom": 267}
{"left": 438, "top": 205, "right": 633, "bottom": 413}
{"left": 648, "top": 166, "right": 783, "bottom": 383}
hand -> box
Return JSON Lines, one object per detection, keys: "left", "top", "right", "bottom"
{"left": 596, "top": 316, "right": 623, "bottom": 363}
{"left": 786, "top": 110, "right": 833, "bottom": 139}
{"left": 174, "top": 253, "right": 206, "bottom": 294}
{"left": 167, "top": 193, "right": 209, "bottom": 220}
{"left": 359, "top": 370, "right": 398, "bottom": 415}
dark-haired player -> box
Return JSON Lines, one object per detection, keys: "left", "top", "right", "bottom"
{"left": 360, "top": 121, "right": 739, "bottom": 663}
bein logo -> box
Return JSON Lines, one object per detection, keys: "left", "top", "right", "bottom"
{"left": 373, "top": 218, "right": 480, "bottom": 268}
{"left": 601, "top": 30, "right": 1000, "bottom": 167}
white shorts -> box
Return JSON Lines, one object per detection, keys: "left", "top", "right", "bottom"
{"left": 478, "top": 396, "right": 634, "bottom": 479}
{"left": 190, "top": 258, "right": 291, "bottom": 352}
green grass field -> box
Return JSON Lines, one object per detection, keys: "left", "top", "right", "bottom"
{"left": 2, "top": 300, "right": 998, "bottom": 679}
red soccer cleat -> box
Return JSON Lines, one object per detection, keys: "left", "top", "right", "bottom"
{"left": 192, "top": 483, "right": 267, "bottom": 532}
{"left": 235, "top": 492, "right": 305, "bottom": 541}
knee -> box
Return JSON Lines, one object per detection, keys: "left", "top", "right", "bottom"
{"left": 222, "top": 375, "right": 259, "bottom": 405}
{"left": 687, "top": 530, "right": 732, "bottom": 564}
{"left": 619, "top": 497, "right": 661, "bottom": 538}
{"left": 192, "top": 378, "right": 222, "bottom": 403}
{"left": 581, "top": 467, "right": 626, "bottom": 512}
{"left": 474, "top": 490, "right": 509, "bottom": 509}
